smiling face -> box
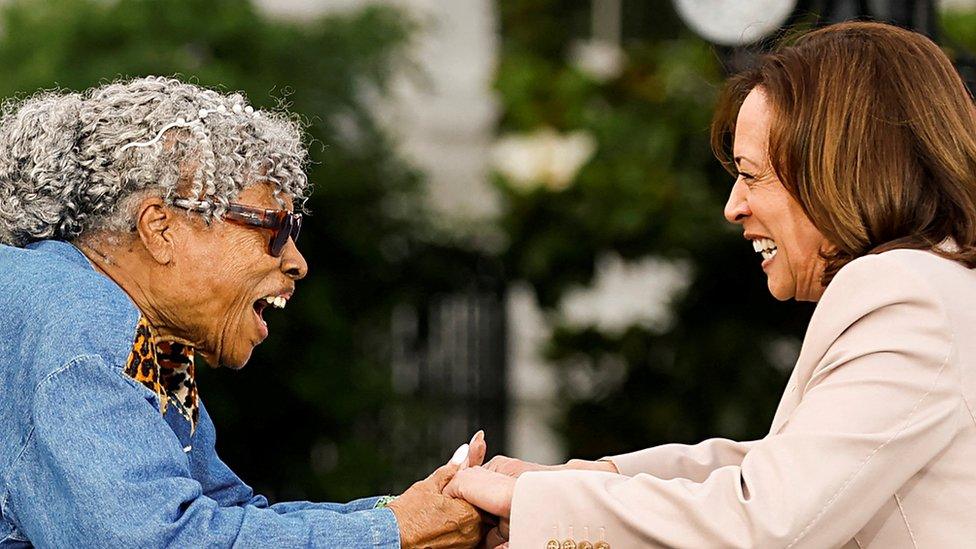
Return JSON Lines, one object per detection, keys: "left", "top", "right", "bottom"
{"left": 724, "top": 88, "right": 831, "bottom": 302}
{"left": 162, "top": 182, "right": 308, "bottom": 368}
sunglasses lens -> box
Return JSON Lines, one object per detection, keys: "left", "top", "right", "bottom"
{"left": 270, "top": 215, "right": 292, "bottom": 257}
{"left": 291, "top": 215, "right": 302, "bottom": 243}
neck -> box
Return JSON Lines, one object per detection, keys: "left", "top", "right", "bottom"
{"left": 75, "top": 237, "right": 195, "bottom": 347}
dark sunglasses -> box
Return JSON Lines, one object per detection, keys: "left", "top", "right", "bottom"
{"left": 172, "top": 199, "right": 302, "bottom": 258}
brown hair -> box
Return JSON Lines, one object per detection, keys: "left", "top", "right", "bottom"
{"left": 712, "top": 21, "right": 976, "bottom": 284}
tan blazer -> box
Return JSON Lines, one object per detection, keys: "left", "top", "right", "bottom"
{"left": 509, "top": 249, "right": 976, "bottom": 548}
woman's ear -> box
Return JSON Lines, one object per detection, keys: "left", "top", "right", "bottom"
{"left": 134, "top": 197, "right": 177, "bottom": 265}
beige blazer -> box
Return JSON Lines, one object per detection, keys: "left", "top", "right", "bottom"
{"left": 509, "top": 249, "right": 976, "bottom": 548}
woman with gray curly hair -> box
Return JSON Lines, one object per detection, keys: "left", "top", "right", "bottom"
{"left": 0, "top": 76, "right": 485, "bottom": 548}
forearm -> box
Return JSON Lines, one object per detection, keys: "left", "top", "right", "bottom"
{"left": 9, "top": 468, "right": 400, "bottom": 549}
{"left": 264, "top": 496, "right": 389, "bottom": 514}
{"left": 604, "top": 437, "right": 757, "bottom": 480}
{"left": 18, "top": 359, "right": 402, "bottom": 549}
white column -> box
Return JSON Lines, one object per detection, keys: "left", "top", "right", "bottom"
{"left": 256, "top": 0, "right": 502, "bottom": 230}
{"left": 379, "top": 0, "right": 502, "bottom": 227}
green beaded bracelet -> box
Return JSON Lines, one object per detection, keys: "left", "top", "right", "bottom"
{"left": 373, "top": 495, "right": 398, "bottom": 508}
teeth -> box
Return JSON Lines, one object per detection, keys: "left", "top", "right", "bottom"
{"left": 263, "top": 296, "right": 287, "bottom": 309}
{"left": 751, "top": 237, "right": 778, "bottom": 260}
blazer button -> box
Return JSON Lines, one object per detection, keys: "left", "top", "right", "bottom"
{"left": 546, "top": 540, "right": 560, "bottom": 549}
{"left": 577, "top": 542, "right": 594, "bottom": 549}
{"left": 562, "top": 540, "right": 577, "bottom": 549}
{"left": 594, "top": 542, "right": 610, "bottom": 549}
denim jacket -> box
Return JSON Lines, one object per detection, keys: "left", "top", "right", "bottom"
{"left": 0, "top": 240, "right": 400, "bottom": 548}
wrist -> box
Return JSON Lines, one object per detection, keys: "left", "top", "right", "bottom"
{"left": 563, "top": 458, "right": 618, "bottom": 473}
{"left": 596, "top": 459, "right": 619, "bottom": 473}
{"left": 386, "top": 500, "right": 416, "bottom": 547}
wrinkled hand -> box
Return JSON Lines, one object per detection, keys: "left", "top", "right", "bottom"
{"left": 479, "top": 519, "right": 509, "bottom": 549}
{"left": 444, "top": 466, "right": 516, "bottom": 519}
{"left": 388, "top": 431, "right": 489, "bottom": 549}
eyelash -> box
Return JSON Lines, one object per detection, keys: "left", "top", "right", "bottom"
{"left": 737, "top": 171, "right": 755, "bottom": 181}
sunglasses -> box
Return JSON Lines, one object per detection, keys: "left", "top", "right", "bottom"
{"left": 172, "top": 199, "right": 302, "bottom": 258}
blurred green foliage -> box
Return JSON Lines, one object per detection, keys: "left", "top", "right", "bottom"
{"left": 495, "top": 0, "right": 815, "bottom": 458}
{"left": 942, "top": 6, "right": 976, "bottom": 51}
{"left": 0, "top": 0, "right": 431, "bottom": 501}
{"left": 941, "top": 5, "right": 976, "bottom": 96}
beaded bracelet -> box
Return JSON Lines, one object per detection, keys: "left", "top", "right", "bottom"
{"left": 373, "top": 495, "right": 398, "bottom": 509}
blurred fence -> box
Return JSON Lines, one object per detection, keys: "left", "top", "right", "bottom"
{"left": 386, "top": 261, "right": 508, "bottom": 481}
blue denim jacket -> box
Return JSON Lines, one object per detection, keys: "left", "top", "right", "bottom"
{"left": 0, "top": 240, "right": 400, "bottom": 548}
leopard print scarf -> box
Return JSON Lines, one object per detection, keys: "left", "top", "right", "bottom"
{"left": 124, "top": 316, "right": 199, "bottom": 433}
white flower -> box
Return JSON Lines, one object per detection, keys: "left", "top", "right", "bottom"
{"left": 569, "top": 39, "right": 627, "bottom": 82}
{"left": 559, "top": 253, "right": 692, "bottom": 335}
{"left": 492, "top": 128, "right": 597, "bottom": 192}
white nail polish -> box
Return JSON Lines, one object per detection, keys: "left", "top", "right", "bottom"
{"left": 450, "top": 443, "right": 470, "bottom": 465}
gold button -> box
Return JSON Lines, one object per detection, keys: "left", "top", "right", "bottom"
{"left": 577, "top": 542, "right": 594, "bottom": 549}
{"left": 546, "top": 540, "right": 560, "bottom": 549}
{"left": 594, "top": 542, "right": 610, "bottom": 549}
{"left": 562, "top": 540, "right": 577, "bottom": 549}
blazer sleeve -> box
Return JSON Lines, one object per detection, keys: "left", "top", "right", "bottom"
{"left": 509, "top": 254, "right": 966, "bottom": 548}
{"left": 605, "top": 438, "right": 758, "bottom": 481}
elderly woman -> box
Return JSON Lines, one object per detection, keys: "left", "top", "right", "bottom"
{"left": 446, "top": 22, "right": 976, "bottom": 548}
{"left": 0, "top": 77, "right": 485, "bottom": 548}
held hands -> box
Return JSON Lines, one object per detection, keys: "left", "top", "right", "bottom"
{"left": 387, "top": 436, "right": 619, "bottom": 549}
{"left": 443, "top": 456, "right": 619, "bottom": 547}
{"left": 444, "top": 466, "right": 516, "bottom": 518}
{"left": 388, "top": 431, "right": 488, "bottom": 549}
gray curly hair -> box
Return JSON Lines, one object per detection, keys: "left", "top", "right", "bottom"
{"left": 0, "top": 76, "right": 310, "bottom": 247}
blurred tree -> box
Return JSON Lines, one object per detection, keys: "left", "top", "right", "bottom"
{"left": 494, "top": 0, "right": 814, "bottom": 458}
{"left": 940, "top": 3, "right": 976, "bottom": 93}
{"left": 0, "top": 0, "right": 435, "bottom": 501}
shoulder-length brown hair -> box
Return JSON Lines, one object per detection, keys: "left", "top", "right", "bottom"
{"left": 712, "top": 21, "right": 976, "bottom": 284}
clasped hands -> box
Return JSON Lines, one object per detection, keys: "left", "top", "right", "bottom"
{"left": 390, "top": 431, "right": 616, "bottom": 549}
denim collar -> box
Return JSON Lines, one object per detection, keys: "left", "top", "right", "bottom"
{"left": 26, "top": 240, "right": 142, "bottom": 375}
{"left": 27, "top": 239, "right": 96, "bottom": 270}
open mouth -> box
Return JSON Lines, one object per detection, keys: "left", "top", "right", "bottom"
{"left": 252, "top": 295, "right": 288, "bottom": 335}
{"left": 752, "top": 237, "right": 778, "bottom": 261}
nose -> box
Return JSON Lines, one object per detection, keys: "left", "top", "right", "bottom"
{"left": 280, "top": 237, "right": 308, "bottom": 280}
{"left": 724, "top": 178, "right": 751, "bottom": 224}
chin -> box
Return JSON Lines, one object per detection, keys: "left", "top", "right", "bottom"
{"left": 216, "top": 345, "right": 253, "bottom": 370}
{"left": 767, "top": 279, "right": 795, "bottom": 301}
{"left": 223, "top": 353, "right": 252, "bottom": 370}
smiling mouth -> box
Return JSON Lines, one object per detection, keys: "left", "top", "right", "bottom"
{"left": 752, "top": 237, "right": 778, "bottom": 261}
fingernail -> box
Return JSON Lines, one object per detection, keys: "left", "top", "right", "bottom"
{"left": 450, "top": 443, "right": 470, "bottom": 465}
{"left": 470, "top": 430, "right": 484, "bottom": 445}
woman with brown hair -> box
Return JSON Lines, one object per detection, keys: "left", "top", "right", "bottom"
{"left": 444, "top": 21, "right": 976, "bottom": 548}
